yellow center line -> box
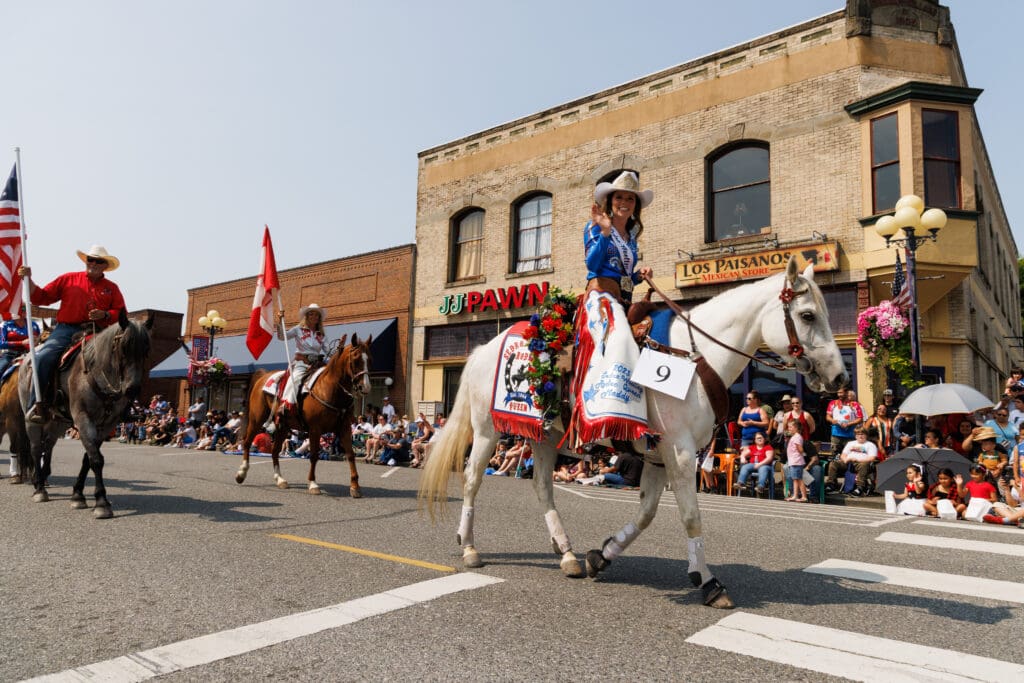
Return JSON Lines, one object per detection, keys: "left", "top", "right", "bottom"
{"left": 270, "top": 533, "right": 457, "bottom": 573}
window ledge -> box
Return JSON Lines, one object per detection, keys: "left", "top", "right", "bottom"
{"left": 505, "top": 266, "right": 554, "bottom": 280}
{"left": 445, "top": 276, "right": 487, "bottom": 288}
{"left": 704, "top": 229, "right": 772, "bottom": 247}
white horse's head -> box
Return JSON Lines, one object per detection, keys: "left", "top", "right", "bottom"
{"left": 760, "top": 258, "right": 848, "bottom": 393}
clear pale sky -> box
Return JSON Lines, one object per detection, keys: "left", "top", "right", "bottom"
{"left": 0, "top": 1, "right": 1018, "bottom": 320}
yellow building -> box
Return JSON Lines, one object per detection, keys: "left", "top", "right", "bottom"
{"left": 411, "top": 0, "right": 1018, "bottom": 423}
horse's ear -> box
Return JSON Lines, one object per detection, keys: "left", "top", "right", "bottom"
{"left": 351, "top": 332, "right": 359, "bottom": 347}
{"left": 785, "top": 256, "right": 799, "bottom": 287}
{"left": 801, "top": 261, "right": 815, "bottom": 283}
{"left": 144, "top": 312, "right": 155, "bottom": 330}
{"left": 118, "top": 308, "right": 129, "bottom": 329}
{"left": 364, "top": 334, "right": 373, "bottom": 347}
{"left": 338, "top": 333, "right": 348, "bottom": 347}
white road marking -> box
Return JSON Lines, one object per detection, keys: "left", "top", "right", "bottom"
{"left": 804, "top": 559, "right": 1024, "bottom": 604}
{"left": 686, "top": 611, "right": 1024, "bottom": 682}
{"left": 24, "top": 572, "right": 503, "bottom": 683}
{"left": 877, "top": 531, "right": 1024, "bottom": 557}
{"left": 381, "top": 467, "right": 400, "bottom": 478}
{"left": 914, "top": 519, "right": 1024, "bottom": 535}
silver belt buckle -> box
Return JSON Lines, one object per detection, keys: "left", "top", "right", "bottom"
{"left": 620, "top": 276, "right": 634, "bottom": 295}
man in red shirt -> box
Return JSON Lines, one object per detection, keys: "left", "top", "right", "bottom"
{"left": 18, "top": 245, "right": 126, "bottom": 423}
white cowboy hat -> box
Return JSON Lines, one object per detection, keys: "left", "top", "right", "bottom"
{"left": 299, "top": 303, "right": 326, "bottom": 319}
{"left": 76, "top": 245, "right": 120, "bottom": 271}
{"left": 593, "top": 171, "right": 654, "bottom": 209}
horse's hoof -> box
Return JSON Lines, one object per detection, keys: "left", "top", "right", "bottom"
{"left": 350, "top": 487, "right": 362, "bottom": 499}
{"left": 70, "top": 497, "right": 88, "bottom": 510}
{"left": 701, "top": 578, "right": 733, "bottom": 609}
{"left": 276, "top": 480, "right": 289, "bottom": 489}
{"left": 32, "top": 490, "right": 49, "bottom": 503}
{"left": 8, "top": 475, "right": 22, "bottom": 485}
{"left": 463, "top": 549, "right": 483, "bottom": 569}
{"left": 308, "top": 484, "right": 322, "bottom": 495}
{"left": 235, "top": 472, "right": 247, "bottom": 484}
{"left": 93, "top": 504, "right": 113, "bottom": 520}
{"left": 560, "top": 556, "right": 585, "bottom": 578}
{"left": 585, "top": 549, "right": 610, "bottom": 578}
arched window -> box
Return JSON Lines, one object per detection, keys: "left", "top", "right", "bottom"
{"left": 707, "top": 143, "right": 770, "bottom": 241}
{"left": 512, "top": 193, "right": 552, "bottom": 273}
{"left": 450, "top": 208, "right": 484, "bottom": 281}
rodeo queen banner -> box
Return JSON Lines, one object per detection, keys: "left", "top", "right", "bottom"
{"left": 490, "top": 321, "right": 545, "bottom": 440}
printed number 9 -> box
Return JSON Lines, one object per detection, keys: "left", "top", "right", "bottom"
{"left": 655, "top": 365, "right": 671, "bottom": 382}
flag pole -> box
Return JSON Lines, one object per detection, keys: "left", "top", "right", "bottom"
{"left": 277, "top": 290, "right": 294, "bottom": 376}
{"left": 13, "top": 148, "right": 42, "bottom": 404}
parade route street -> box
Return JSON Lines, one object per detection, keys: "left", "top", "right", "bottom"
{"left": 2, "top": 439, "right": 1023, "bottom": 681}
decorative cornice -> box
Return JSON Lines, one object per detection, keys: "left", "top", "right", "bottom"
{"left": 845, "top": 81, "right": 982, "bottom": 118}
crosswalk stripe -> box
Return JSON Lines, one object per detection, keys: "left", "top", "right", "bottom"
{"left": 913, "top": 519, "right": 1024, "bottom": 535}
{"left": 686, "top": 611, "right": 1024, "bottom": 682}
{"left": 804, "top": 559, "right": 1024, "bottom": 604}
{"left": 877, "top": 531, "right": 1024, "bottom": 557}
{"left": 23, "top": 572, "right": 503, "bottom": 683}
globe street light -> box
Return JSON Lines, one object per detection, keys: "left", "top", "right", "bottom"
{"left": 198, "top": 310, "right": 227, "bottom": 406}
{"left": 875, "top": 194, "right": 948, "bottom": 380}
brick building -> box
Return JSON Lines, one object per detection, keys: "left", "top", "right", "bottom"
{"left": 411, "top": 0, "right": 1018, "bottom": 426}
{"left": 152, "top": 244, "right": 415, "bottom": 416}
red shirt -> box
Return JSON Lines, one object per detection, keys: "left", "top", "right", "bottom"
{"left": 30, "top": 271, "right": 126, "bottom": 327}
{"left": 746, "top": 443, "right": 773, "bottom": 465}
{"left": 963, "top": 480, "right": 997, "bottom": 502}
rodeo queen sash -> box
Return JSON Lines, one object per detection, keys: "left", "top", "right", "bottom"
{"left": 490, "top": 321, "right": 546, "bottom": 441}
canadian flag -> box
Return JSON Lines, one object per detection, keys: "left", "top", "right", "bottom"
{"left": 246, "top": 226, "right": 280, "bottom": 359}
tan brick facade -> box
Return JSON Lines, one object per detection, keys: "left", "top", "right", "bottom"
{"left": 412, "top": 1, "right": 1019, "bottom": 416}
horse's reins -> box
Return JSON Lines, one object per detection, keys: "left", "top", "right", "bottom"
{"left": 640, "top": 275, "right": 807, "bottom": 372}
{"left": 305, "top": 343, "right": 367, "bottom": 414}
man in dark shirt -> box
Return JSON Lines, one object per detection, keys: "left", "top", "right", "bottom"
{"left": 596, "top": 450, "right": 644, "bottom": 487}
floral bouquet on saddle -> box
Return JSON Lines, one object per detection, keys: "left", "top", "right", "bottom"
{"left": 189, "top": 357, "right": 233, "bottom": 386}
{"left": 517, "top": 287, "right": 577, "bottom": 423}
{"left": 856, "top": 300, "right": 920, "bottom": 389}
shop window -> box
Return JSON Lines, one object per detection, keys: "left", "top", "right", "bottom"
{"left": 870, "top": 113, "right": 899, "bottom": 213}
{"left": 922, "top": 109, "right": 961, "bottom": 208}
{"left": 513, "top": 193, "right": 552, "bottom": 273}
{"left": 707, "top": 143, "right": 770, "bottom": 241}
{"left": 821, "top": 288, "right": 858, "bottom": 336}
{"left": 450, "top": 209, "right": 484, "bottom": 281}
{"left": 426, "top": 319, "right": 519, "bottom": 359}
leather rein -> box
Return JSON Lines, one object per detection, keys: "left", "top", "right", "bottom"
{"left": 305, "top": 344, "right": 367, "bottom": 414}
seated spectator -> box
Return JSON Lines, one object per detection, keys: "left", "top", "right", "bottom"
{"left": 493, "top": 436, "right": 531, "bottom": 476}
{"left": 580, "top": 449, "right": 644, "bottom": 487}
{"left": 914, "top": 429, "right": 944, "bottom": 450}
{"left": 983, "top": 407, "right": 1017, "bottom": 452}
{"left": 486, "top": 441, "right": 509, "bottom": 474}
{"left": 825, "top": 427, "right": 878, "bottom": 497}
{"left": 955, "top": 465, "right": 998, "bottom": 516}
{"left": 983, "top": 499, "right": 1024, "bottom": 526}
{"left": 251, "top": 431, "right": 273, "bottom": 454}
{"left": 923, "top": 467, "right": 961, "bottom": 518}
{"left": 893, "top": 464, "right": 926, "bottom": 502}
{"left": 947, "top": 419, "right": 975, "bottom": 457}
{"left": 735, "top": 431, "right": 774, "bottom": 496}
{"left": 964, "top": 425, "right": 1009, "bottom": 482}
{"left": 169, "top": 422, "right": 197, "bottom": 448}
{"left": 363, "top": 415, "right": 390, "bottom": 463}
{"left": 408, "top": 416, "right": 434, "bottom": 468}
{"left": 378, "top": 427, "right": 411, "bottom": 466}
{"left": 411, "top": 419, "right": 442, "bottom": 468}
{"left": 191, "top": 424, "right": 214, "bottom": 451}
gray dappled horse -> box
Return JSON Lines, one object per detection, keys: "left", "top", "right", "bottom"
{"left": 18, "top": 313, "right": 152, "bottom": 518}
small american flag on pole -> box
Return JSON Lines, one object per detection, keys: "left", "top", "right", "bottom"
{"left": 0, "top": 165, "right": 25, "bottom": 320}
{"left": 891, "top": 252, "right": 911, "bottom": 310}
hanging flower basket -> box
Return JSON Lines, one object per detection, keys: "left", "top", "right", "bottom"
{"left": 856, "top": 300, "right": 922, "bottom": 389}
{"left": 517, "top": 287, "right": 576, "bottom": 421}
{"left": 189, "top": 356, "right": 233, "bottom": 386}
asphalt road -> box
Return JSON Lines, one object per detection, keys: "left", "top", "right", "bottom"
{"left": 1, "top": 439, "right": 1022, "bottom": 682}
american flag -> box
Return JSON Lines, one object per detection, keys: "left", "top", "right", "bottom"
{"left": 891, "top": 252, "right": 911, "bottom": 309}
{"left": 0, "top": 165, "right": 24, "bottom": 320}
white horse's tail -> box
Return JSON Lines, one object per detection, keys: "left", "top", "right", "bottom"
{"left": 418, "top": 375, "right": 475, "bottom": 523}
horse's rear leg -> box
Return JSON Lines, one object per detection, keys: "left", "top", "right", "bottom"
{"left": 585, "top": 460, "right": 667, "bottom": 579}
{"left": 337, "top": 429, "right": 361, "bottom": 498}
{"left": 531, "top": 446, "right": 583, "bottom": 577}
{"left": 70, "top": 452, "right": 90, "bottom": 509}
{"left": 30, "top": 438, "right": 51, "bottom": 503}
{"left": 459, "top": 436, "right": 497, "bottom": 569}
{"left": 307, "top": 428, "right": 322, "bottom": 495}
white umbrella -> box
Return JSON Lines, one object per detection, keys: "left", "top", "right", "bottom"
{"left": 898, "top": 383, "right": 994, "bottom": 417}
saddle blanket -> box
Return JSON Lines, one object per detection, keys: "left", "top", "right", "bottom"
{"left": 261, "top": 366, "right": 325, "bottom": 402}
{"left": 490, "top": 321, "right": 545, "bottom": 442}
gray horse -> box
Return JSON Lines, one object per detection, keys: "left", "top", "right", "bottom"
{"left": 18, "top": 313, "right": 152, "bottom": 518}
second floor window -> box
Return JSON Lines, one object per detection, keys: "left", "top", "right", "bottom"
{"left": 708, "top": 144, "right": 770, "bottom": 241}
{"left": 513, "top": 194, "right": 552, "bottom": 273}
{"left": 923, "top": 109, "right": 961, "bottom": 208}
{"left": 451, "top": 209, "right": 484, "bottom": 281}
{"left": 871, "top": 113, "right": 900, "bottom": 213}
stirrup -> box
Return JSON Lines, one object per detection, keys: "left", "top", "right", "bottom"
{"left": 26, "top": 403, "right": 49, "bottom": 424}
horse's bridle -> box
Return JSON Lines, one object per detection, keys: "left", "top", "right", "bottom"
{"left": 304, "top": 344, "right": 369, "bottom": 414}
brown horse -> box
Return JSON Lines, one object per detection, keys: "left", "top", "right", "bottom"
{"left": 234, "top": 333, "right": 372, "bottom": 497}
{"left": 0, "top": 365, "right": 31, "bottom": 485}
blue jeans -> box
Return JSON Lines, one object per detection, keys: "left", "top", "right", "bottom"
{"left": 29, "top": 323, "right": 80, "bottom": 405}
{"left": 737, "top": 463, "right": 771, "bottom": 488}
{"left": 603, "top": 472, "right": 627, "bottom": 486}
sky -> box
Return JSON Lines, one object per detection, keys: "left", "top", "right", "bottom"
{"left": 1, "top": 1, "right": 1020, "bottom": 322}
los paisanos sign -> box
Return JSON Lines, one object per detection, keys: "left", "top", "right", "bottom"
{"left": 439, "top": 281, "right": 549, "bottom": 315}
{"left": 674, "top": 242, "right": 839, "bottom": 288}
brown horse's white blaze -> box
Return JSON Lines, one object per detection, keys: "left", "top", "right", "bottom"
{"left": 419, "top": 258, "right": 846, "bottom": 607}
{"left": 235, "top": 334, "right": 373, "bottom": 498}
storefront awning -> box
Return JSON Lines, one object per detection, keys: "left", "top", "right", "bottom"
{"left": 150, "top": 318, "right": 397, "bottom": 378}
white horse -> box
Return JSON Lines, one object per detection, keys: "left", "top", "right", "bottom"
{"left": 419, "top": 258, "right": 848, "bottom": 608}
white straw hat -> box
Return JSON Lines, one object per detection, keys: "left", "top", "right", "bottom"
{"left": 593, "top": 171, "right": 654, "bottom": 209}
{"left": 299, "top": 303, "right": 326, "bottom": 319}
{"left": 76, "top": 245, "right": 120, "bottom": 271}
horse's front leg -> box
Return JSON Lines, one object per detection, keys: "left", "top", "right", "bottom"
{"left": 70, "top": 451, "right": 90, "bottom": 509}
{"left": 585, "top": 455, "right": 667, "bottom": 578}
{"left": 531, "top": 445, "right": 583, "bottom": 578}
{"left": 77, "top": 428, "right": 112, "bottom": 519}
{"left": 458, "top": 436, "right": 497, "bottom": 569}
{"left": 306, "top": 428, "right": 322, "bottom": 495}
{"left": 665, "top": 442, "right": 733, "bottom": 609}
{"left": 337, "top": 427, "right": 361, "bottom": 498}
{"left": 29, "top": 427, "right": 51, "bottom": 503}
{"left": 271, "top": 431, "right": 289, "bottom": 489}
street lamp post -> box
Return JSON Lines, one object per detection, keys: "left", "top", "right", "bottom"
{"left": 198, "top": 309, "right": 227, "bottom": 407}
{"left": 875, "top": 195, "right": 947, "bottom": 442}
